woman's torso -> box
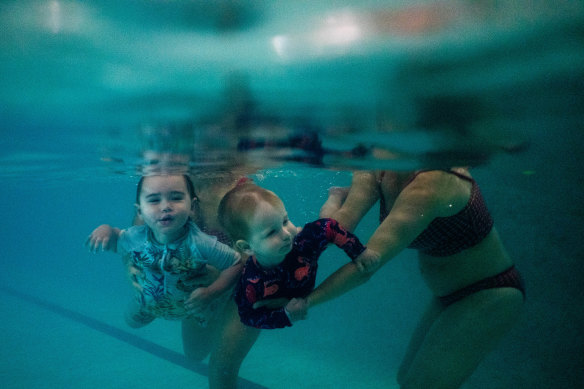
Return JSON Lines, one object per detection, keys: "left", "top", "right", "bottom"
{"left": 378, "top": 169, "right": 513, "bottom": 296}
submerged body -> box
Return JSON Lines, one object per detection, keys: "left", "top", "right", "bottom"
{"left": 118, "top": 221, "right": 238, "bottom": 324}
{"left": 236, "top": 218, "right": 365, "bottom": 329}
{"left": 313, "top": 168, "right": 525, "bottom": 389}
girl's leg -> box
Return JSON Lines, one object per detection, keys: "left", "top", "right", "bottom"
{"left": 181, "top": 316, "right": 218, "bottom": 361}
{"left": 209, "top": 301, "right": 261, "bottom": 389}
{"left": 399, "top": 288, "right": 524, "bottom": 389}
{"left": 124, "top": 299, "right": 155, "bottom": 329}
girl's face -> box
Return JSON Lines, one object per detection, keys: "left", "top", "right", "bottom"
{"left": 242, "top": 199, "right": 298, "bottom": 268}
{"left": 136, "top": 175, "right": 194, "bottom": 244}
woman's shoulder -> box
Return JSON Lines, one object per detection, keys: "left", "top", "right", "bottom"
{"left": 411, "top": 169, "right": 472, "bottom": 215}
{"left": 411, "top": 169, "right": 469, "bottom": 190}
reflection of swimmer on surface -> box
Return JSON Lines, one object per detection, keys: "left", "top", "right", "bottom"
{"left": 237, "top": 131, "right": 374, "bottom": 166}
{"left": 236, "top": 129, "right": 529, "bottom": 169}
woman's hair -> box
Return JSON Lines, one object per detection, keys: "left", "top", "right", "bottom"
{"left": 135, "top": 174, "right": 196, "bottom": 204}
{"left": 218, "top": 182, "right": 282, "bottom": 242}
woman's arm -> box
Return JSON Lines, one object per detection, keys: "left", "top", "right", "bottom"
{"left": 307, "top": 261, "right": 373, "bottom": 308}
{"left": 330, "top": 170, "right": 380, "bottom": 232}
{"left": 308, "top": 172, "right": 444, "bottom": 305}
{"left": 363, "top": 171, "right": 452, "bottom": 270}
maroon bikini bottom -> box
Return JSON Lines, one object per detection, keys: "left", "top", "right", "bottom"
{"left": 439, "top": 266, "right": 525, "bottom": 307}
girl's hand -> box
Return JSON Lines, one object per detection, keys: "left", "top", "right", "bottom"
{"left": 285, "top": 298, "right": 308, "bottom": 322}
{"left": 355, "top": 248, "right": 382, "bottom": 273}
{"left": 127, "top": 264, "right": 144, "bottom": 292}
{"left": 86, "top": 224, "right": 118, "bottom": 253}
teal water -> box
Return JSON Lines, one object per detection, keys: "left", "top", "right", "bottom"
{"left": 1, "top": 1, "right": 583, "bottom": 388}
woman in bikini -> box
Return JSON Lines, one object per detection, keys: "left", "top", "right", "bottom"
{"left": 312, "top": 168, "right": 525, "bottom": 389}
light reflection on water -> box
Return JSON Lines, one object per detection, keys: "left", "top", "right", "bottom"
{"left": 0, "top": 0, "right": 583, "bottom": 179}
{"left": 1, "top": 3, "right": 583, "bottom": 389}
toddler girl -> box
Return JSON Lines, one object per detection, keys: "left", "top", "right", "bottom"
{"left": 86, "top": 174, "right": 242, "bottom": 328}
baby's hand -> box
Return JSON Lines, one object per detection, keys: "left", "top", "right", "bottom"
{"left": 285, "top": 298, "right": 308, "bottom": 323}
{"left": 86, "top": 224, "right": 118, "bottom": 253}
{"left": 252, "top": 298, "right": 289, "bottom": 310}
{"left": 355, "top": 248, "right": 381, "bottom": 273}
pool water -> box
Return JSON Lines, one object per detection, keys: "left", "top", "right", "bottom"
{"left": 1, "top": 1, "right": 583, "bottom": 388}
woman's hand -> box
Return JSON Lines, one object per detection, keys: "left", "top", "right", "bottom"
{"left": 285, "top": 298, "right": 309, "bottom": 322}
{"left": 355, "top": 248, "right": 382, "bottom": 273}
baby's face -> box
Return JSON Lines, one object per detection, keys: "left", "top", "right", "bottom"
{"left": 245, "top": 199, "right": 298, "bottom": 268}
{"left": 137, "top": 175, "right": 193, "bottom": 244}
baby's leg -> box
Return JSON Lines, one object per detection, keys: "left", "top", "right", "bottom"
{"left": 319, "top": 186, "right": 350, "bottom": 218}
{"left": 399, "top": 288, "right": 524, "bottom": 389}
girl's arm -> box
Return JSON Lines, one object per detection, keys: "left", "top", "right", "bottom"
{"left": 86, "top": 224, "right": 122, "bottom": 253}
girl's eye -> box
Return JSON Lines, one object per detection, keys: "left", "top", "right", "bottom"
{"left": 169, "top": 192, "right": 185, "bottom": 201}
{"left": 266, "top": 230, "right": 276, "bottom": 237}
{"left": 148, "top": 198, "right": 160, "bottom": 204}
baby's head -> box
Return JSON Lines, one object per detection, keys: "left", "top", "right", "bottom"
{"left": 218, "top": 182, "right": 297, "bottom": 267}
{"left": 218, "top": 182, "right": 282, "bottom": 242}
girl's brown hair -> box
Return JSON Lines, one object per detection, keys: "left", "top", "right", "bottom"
{"left": 135, "top": 174, "right": 196, "bottom": 204}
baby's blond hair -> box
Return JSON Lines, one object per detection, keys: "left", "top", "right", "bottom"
{"left": 218, "top": 182, "right": 282, "bottom": 243}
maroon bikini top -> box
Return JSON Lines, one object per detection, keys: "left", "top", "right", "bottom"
{"left": 379, "top": 170, "right": 494, "bottom": 257}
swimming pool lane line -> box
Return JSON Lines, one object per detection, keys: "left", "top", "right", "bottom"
{"left": 0, "top": 285, "right": 268, "bottom": 389}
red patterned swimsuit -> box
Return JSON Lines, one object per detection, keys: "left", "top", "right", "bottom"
{"left": 235, "top": 218, "right": 366, "bottom": 329}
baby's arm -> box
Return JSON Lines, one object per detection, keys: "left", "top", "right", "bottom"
{"left": 185, "top": 259, "right": 242, "bottom": 312}
{"left": 86, "top": 224, "right": 122, "bottom": 253}
{"left": 186, "top": 231, "right": 243, "bottom": 311}
{"left": 253, "top": 298, "right": 309, "bottom": 323}
{"left": 319, "top": 218, "right": 367, "bottom": 260}
{"left": 239, "top": 297, "right": 295, "bottom": 329}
